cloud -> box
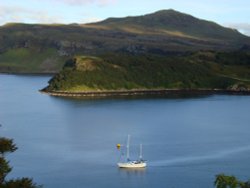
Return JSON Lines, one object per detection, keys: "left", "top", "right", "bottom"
{"left": 81, "top": 17, "right": 101, "bottom": 23}
{"left": 0, "top": 5, "right": 63, "bottom": 25}
{"left": 225, "top": 23, "right": 250, "bottom": 36}
{"left": 50, "top": 0, "right": 116, "bottom": 6}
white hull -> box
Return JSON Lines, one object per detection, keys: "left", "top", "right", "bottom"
{"left": 117, "top": 161, "right": 147, "bottom": 168}
{"left": 117, "top": 135, "right": 147, "bottom": 168}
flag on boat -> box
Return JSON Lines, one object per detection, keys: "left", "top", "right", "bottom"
{"left": 116, "top": 144, "right": 121, "bottom": 149}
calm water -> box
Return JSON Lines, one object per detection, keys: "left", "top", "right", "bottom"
{"left": 1, "top": 74, "right": 250, "bottom": 188}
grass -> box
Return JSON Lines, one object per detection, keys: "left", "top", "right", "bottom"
{"left": 0, "top": 48, "right": 66, "bottom": 73}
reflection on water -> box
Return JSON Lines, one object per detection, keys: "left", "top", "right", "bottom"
{"left": 118, "top": 168, "right": 146, "bottom": 177}
{"left": 52, "top": 92, "right": 212, "bottom": 102}
{"left": 117, "top": 168, "right": 147, "bottom": 188}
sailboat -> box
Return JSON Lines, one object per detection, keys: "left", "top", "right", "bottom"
{"left": 117, "top": 135, "right": 147, "bottom": 168}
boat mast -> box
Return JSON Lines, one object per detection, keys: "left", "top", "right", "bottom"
{"left": 139, "top": 144, "right": 143, "bottom": 160}
{"left": 127, "top": 135, "right": 130, "bottom": 161}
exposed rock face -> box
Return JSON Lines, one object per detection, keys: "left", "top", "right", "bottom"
{"left": 228, "top": 83, "right": 249, "bottom": 91}
{"left": 74, "top": 57, "right": 101, "bottom": 71}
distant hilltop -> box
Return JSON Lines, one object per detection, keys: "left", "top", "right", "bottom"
{"left": 0, "top": 9, "right": 250, "bottom": 73}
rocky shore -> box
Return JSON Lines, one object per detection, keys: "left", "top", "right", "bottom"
{"left": 40, "top": 88, "right": 250, "bottom": 98}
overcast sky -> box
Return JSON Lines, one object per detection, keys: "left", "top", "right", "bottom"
{"left": 0, "top": 0, "right": 250, "bottom": 36}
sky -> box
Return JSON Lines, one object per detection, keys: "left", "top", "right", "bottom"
{"left": 0, "top": 0, "right": 250, "bottom": 36}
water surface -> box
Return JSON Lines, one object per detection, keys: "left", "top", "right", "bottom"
{"left": 1, "top": 74, "right": 250, "bottom": 188}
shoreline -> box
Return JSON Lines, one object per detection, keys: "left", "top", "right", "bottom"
{"left": 40, "top": 88, "right": 250, "bottom": 97}
{"left": 0, "top": 72, "right": 56, "bottom": 76}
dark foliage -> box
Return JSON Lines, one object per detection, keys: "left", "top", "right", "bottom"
{"left": 0, "top": 131, "right": 42, "bottom": 188}
{"left": 45, "top": 52, "right": 250, "bottom": 92}
{"left": 215, "top": 174, "right": 250, "bottom": 188}
{"left": 0, "top": 138, "right": 17, "bottom": 155}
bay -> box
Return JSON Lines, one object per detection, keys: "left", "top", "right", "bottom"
{"left": 1, "top": 74, "right": 250, "bottom": 188}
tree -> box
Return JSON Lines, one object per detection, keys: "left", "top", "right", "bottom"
{"left": 215, "top": 174, "right": 250, "bottom": 188}
{"left": 239, "top": 181, "right": 250, "bottom": 188}
{"left": 214, "top": 174, "right": 238, "bottom": 188}
{"left": 0, "top": 127, "right": 42, "bottom": 188}
{"left": 2, "top": 178, "right": 41, "bottom": 188}
{"left": 0, "top": 138, "right": 15, "bottom": 185}
{"left": 0, "top": 157, "right": 11, "bottom": 184}
{"left": 0, "top": 138, "right": 17, "bottom": 156}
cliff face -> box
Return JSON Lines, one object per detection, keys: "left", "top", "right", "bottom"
{"left": 0, "top": 9, "right": 250, "bottom": 73}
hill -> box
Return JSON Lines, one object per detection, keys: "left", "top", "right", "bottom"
{"left": 0, "top": 9, "right": 250, "bottom": 73}
{"left": 43, "top": 51, "right": 250, "bottom": 93}
{"left": 90, "top": 9, "right": 244, "bottom": 41}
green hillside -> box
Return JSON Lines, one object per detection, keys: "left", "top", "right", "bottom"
{"left": 0, "top": 48, "right": 66, "bottom": 73}
{"left": 92, "top": 9, "right": 243, "bottom": 41}
{"left": 1, "top": 9, "right": 250, "bottom": 73}
{"left": 44, "top": 51, "right": 250, "bottom": 92}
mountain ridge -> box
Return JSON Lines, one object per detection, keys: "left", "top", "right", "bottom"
{"left": 0, "top": 9, "right": 250, "bottom": 73}
{"left": 87, "top": 9, "right": 245, "bottom": 40}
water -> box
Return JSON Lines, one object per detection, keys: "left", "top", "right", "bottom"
{"left": 1, "top": 74, "right": 250, "bottom": 188}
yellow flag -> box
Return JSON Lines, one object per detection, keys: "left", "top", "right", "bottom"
{"left": 116, "top": 144, "right": 121, "bottom": 149}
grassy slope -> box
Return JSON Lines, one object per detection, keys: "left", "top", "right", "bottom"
{"left": 44, "top": 52, "right": 250, "bottom": 92}
{"left": 92, "top": 9, "right": 243, "bottom": 40}
{"left": 190, "top": 51, "right": 250, "bottom": 81}
{"left": 0, "top": 48, "right": 66, "bottom": 73}
{"left": 1, "top": 9, "right": 250, "bottom": 74}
